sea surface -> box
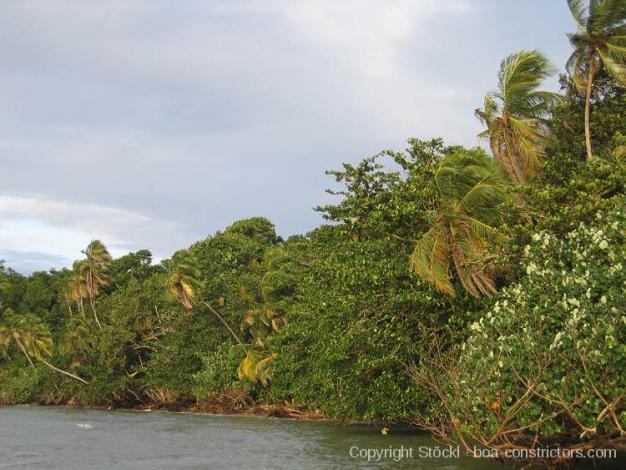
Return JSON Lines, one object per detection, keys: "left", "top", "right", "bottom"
{"left": 0, "top": 406, "right": 618, "bottom": 469}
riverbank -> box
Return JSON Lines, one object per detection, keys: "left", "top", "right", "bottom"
{"left": 1, "top": 398, "right": 329, "bottom": 421}
{"left": 2, "top": 392, "right": 427, "bottom": 432}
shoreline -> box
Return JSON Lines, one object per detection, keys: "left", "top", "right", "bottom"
{"left": 4, "top": 401, "right": 422, "bottom": 430}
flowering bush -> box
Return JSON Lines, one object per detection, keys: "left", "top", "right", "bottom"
{"left": 414, "top": 201, "right": 626, "bottom": 461}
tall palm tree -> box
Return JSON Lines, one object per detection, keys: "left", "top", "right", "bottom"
{"left": 166, "top": 252, "right": 242, "bottom": 344}
{"left": 410, "top": 151, "right": 508, "bottom": 298}
{"left": 0, "top": 311, "right": 88, "bottom": 384}
{"left": 566, "top": 0, "right": 626, "bottom": 159}
{"left": 80, "top": 240, "right": 112, "bottom": 329}
{"left": 476, "top": 50, "right": 560, "bottom": 184}
{"left": 67, "top": 267, "right": 88, "bottom": 318}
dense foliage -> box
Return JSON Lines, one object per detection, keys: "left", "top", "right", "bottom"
{"left": 413, "top": 205, "right": 626, "bottom": 455}
{"left": 1, "top": 2, "right": 624, "bottom": 465}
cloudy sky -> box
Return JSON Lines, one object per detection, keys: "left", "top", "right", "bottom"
{"left": 1, "top": 0, "right": 574, "bottom": 273}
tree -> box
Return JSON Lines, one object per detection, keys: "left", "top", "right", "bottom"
{"left": 166, "top": 251, "right": 202, "bottom": 311}
{"left": 0, "top": 310, "right": 88, "bottom": 384}
{"left": 166, "top": 251, "right": 242, "bottom": 344}
{"left": 476, "top": 50, "right": 560, "bottom": 184}
{"left": 410, "top": 150, "right": 508, "bottom": 298}
{"left": 66, "top": 268, "right": 88, "bottom": 318}
{"left": 566, "top": 0, "right": 626, "bottom": 159}
{"left": 0, "top": 264, "right": 8, "bottom": 310}
{"left": 80, "top": 240, "right": 112, "bottom": 329}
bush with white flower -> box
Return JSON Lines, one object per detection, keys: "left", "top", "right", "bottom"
{"left": 415, "top": 203, "right": 626, "bottom": 461}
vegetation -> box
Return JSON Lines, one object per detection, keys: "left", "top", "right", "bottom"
{"left": 410, "top": 149, "right": 507, "bottom": 297}
{"left": 1, "top": 3, "right": 625, "bottom": 466}
{"left": 476, "top": 50, "right": 560, "bottom": 183}
{"left": 566, "top": 0, "right": 626, "bottom": 159}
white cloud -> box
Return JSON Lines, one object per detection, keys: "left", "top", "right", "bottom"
{"left": 280, "top": 0, "right": 468, "bottom": 79}
{"left": 0, "top": 196, "right": 190, "bottom": 269}
{"left": 0, "top": 0, "right": 572, "bottom": 273}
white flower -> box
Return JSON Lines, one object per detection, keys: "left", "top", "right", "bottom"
{"left": 567, "top": 298, "right": 580, "bottom": 308}
{"left": 532, "top": 233, "right": 541, "bottom": 242}
{"left": 599, "top": 240, "right": 608, "bottom": 250}
{"left": 600, "top": 296, "right": 607, "bottom": 304}
{"left": 526, "top": 263, "right": 538, "bottom": 275}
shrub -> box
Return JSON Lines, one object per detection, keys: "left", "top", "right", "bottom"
{"left": 193, "top": 343, "right": 248, "bottom": 398}
{"left": 413, "top": 201, "right": 626, "bottom": 463}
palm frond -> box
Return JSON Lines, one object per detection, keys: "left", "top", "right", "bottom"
{"left": 410, "top": 224, "right": 454, "bottom": 297}
{"left": 459, "top": 177, "right": 508, "bottom": 220}
{"left": 567, "top": 0, "right": 588, "bottom": 29}
{"left": 598, "top": 49, "right": 626, "bottom": 84}
{"left": 499, "top": 50, "right": 555, "bottom": 113}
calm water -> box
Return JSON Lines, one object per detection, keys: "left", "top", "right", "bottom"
{"left": 0, "top": 406, "right": 614, "bottom": 469}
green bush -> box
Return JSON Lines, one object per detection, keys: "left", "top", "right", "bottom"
{"left": 416, "top": 202, "right": 626, "bottom": 452}
{"left": 193, "top": 344, "right": 248, "bottom": 398}
{"left": 0, "top": 365, "right": 42, "bottom": 404}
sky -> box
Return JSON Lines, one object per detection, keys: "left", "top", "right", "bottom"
{"left": 1, "top": 0, "right": 575, "bottom": 274}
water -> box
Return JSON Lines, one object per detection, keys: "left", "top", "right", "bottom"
{"left": 0, "top": 406, "right": 614, "bottom": 469}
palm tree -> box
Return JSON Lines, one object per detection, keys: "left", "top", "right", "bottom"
{"left": 410, "top": 151, "right": 508, "bottom": 298}
{"left": 66, "top": 267, "right": 88, "bottom": 318}
{"left": 166, "top": 252, "right": 201, "bottom": 311}
{"left": 566, "top": 0, "right": 626, "bottom": 159}
{"left": 0, "top": 311, "right": 88, "bottom": 384}
{"left": 476, "top": 50, "right": 560, "bottom": 184}
{"left": 166, "top": 252, "right": 242, "bottom": 344}
{"left": 80, "top": 240, "right": 112, "bottom": 329}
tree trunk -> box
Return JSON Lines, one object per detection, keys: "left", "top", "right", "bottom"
{"left": 89, "top": 294, "right": 102, "bottom": 330}
{"left": 584, "top": 60, "right": 595, "bottom": 160}
{"left": 15, "top": 339, "right": 34, "bottom": 366}
{"left": 15, "top": 337, "right": 89, "bottom": 384}
{"left": 502, "top": 128, "right": 525, "bottom": 185}
{"left": 40, "top": 358, "right": 89, "bottom": 385}
{"left": 87, "top": 277, "right": 102, "bottom": 330}
{"left": 202, "top": 301, "right": 243, "bottom": 344}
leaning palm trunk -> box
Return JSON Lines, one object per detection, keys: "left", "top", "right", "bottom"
{"left": 584, "top": 61, "right": 595, "bottom": 160}
{"left": 89, "top": 295, "right": 102, "bottom": 330}
{"left": 565, "top": 0, "right": 626, "bottom": 160}
{"left": 15, "top": 339, "right": 34, "bottom": 366}
{"left": 86, "top": 280, "right": 102, "bottom": 330}
{"left": 15, "top": 337, "right": 88, "bottom": 384}
{"left": 40, "top": 358, "right": 89, "bottom": 385}
{"left": 500, "top": 130, "right": 526, "bottom": 185}
{"left": 202, "top": 301, "right": 242, "bottom": 344}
